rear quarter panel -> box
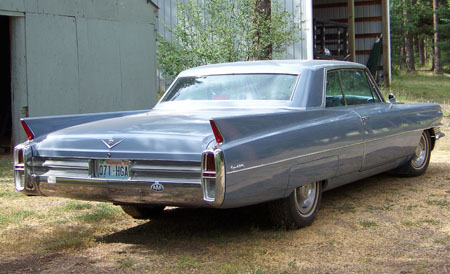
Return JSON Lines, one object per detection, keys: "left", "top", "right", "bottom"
{"left": 214, "top": 108, "right": 364, "bottom": 208}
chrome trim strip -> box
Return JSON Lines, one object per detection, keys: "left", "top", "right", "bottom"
{"left": 31, "top": 157, "right": 201, "bottom": 183}
{"left": 41, "top": 159, "right": 89, "bottom": 169}
{"left": 213, "top": 149, "right": 225, "bottom": 207}
{"left": 131, "top": 166, "right": 200, "bottom": 173}
{"left": 48, "top": 176, "right": 201, "bottom": 185}
{"left": 289, "top": 74, "right": 301, "bottom": 102}
{"left": 228, "top": 128, "right": 423, "bottom": 174}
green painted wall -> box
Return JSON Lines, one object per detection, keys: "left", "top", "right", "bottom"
{"left": 1, "top": 0, "right": 158, "bottom": 144}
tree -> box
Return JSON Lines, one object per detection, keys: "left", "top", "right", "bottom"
{"left": 157, "top": 0, "right": 301, "bottom": 79}
{"left": 404, "top": 0, "right": 415, "bottom": 72}
{"left": 254, "top": 0, "right": 273, "bottom": 59}
{"left": 433, "top": 0, "right": 442, "bottom": 74}
{"left": 437, "top": 0, "right": 450, "bottom": 72}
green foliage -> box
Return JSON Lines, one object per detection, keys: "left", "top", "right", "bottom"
{"left": 157, "top": 0, "right": 302, "bottom": 78}
{"left": 390, "top": 0, "right": 450, "bottom": 71}
{"left": 438, "top": 2, "right": 450, "bottom": 71}
{"left": 390, "top": 0, "right": 433, "bottom": 68}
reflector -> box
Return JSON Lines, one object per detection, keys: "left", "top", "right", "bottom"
{"left": 210, "top": 120, "right": 224, "bottom": 144}
{"left": 21, "top": 120, "right": 34, "bottom": 140}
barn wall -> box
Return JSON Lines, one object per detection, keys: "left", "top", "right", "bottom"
{"left": 154, "top": 0, "right": 313, "bottom": 89}
{"left": 154, "top": 0, "right": 311, "bottom": 59}
{"left": 1, "top": 0, "right": 158, "bottom": 144}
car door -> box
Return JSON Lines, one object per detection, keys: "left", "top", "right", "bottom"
{"left": 324, "top": 70, "right": 364, "bottom": 176}
{"left": 338, "top": 69, "right": 418, "bottom": 170}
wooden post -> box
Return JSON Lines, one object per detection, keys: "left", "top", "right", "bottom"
{"left": 347, "top": 0, "right": 356, "bottom": 62}
{"left": 381, "top": 0, "right": 391, "bottom": 87}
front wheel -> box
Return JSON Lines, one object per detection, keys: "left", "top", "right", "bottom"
{"left": 267, "top": 181, "right": 322, "bottom": 229}
{"left": 394, "top": 130, "right": 431, "bottom": 177}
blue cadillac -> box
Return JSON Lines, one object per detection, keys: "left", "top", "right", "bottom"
{"left": 13, "top": 60, "right": 445, "bottom": 228}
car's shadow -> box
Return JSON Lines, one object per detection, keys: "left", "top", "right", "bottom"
{"left": 101, "top": 204, "right": 274, "bottom": 243}
{"left": 100, "top": 162, "right": 447, "bottom": 251}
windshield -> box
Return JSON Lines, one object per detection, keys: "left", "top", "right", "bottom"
{"left": 161, "top": 74, "right": 298, "bottom": 102}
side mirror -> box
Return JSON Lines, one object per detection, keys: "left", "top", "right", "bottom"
{"left": 388, "top": 93, "right": 396, "bottom": 104}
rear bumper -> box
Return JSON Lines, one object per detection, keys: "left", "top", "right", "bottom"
{"left": 25, "top": 175, "right": 205, "bottom": 207}
{"left": 13, "top": 144, "right": 225, "bottom": 208}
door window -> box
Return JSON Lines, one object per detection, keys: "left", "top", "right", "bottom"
{"left": 325, "top": 69, "right": 382, "bottom": 107}
{"left": 340, "top": 70, "right": 379, "bottom": 105}
{"left": 325, "top": 71, "right": 345, "bottom": 107}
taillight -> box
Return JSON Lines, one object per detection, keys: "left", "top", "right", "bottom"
{"left": 13, "top": 144, "right": 26, "bottom": 191}
{"left": 21, "top": 120, "right": 34, "bottom": 140}
{"left": 201, "top": 149, "right": 225, "bottom": 205}
{"left": 210, "top": 120, "right": 224, "bottom": 144}
{"left": 202, "top": 151, "right": 216, "bottom": 177}
{"left": 18, "top": 150, "right": 24, "bottom": 164}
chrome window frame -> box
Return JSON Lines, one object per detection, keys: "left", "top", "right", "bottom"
{"left": 322, "top": 67, "right": 386, "bottom": 108}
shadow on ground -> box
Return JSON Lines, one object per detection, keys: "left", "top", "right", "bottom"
{"left": 100, "top": 163, "right": 449, "bottom": 251}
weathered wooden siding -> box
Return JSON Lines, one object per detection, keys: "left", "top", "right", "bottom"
{"left": 1, "top": 0, "right": 158, "bottom": 144}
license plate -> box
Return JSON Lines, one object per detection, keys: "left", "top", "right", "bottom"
{"left": 96, "top": 159, "right": 130, "bottom": 179}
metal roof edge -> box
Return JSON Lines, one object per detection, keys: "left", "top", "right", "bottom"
{"left": 147, "top": 0, "right": 159, "bottom": 9}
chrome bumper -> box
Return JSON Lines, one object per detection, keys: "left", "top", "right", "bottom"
{"left": 435, "top": 129, "right": 445, "bottom": 140}
{"left": 13, "top": 145, "right": 226, "bottom": 208}
{"left": 29, "top": 175, "right": 205, "bottom": 207}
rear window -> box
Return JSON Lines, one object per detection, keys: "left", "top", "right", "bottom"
{"left": 162, "top": 74, "right": 298, "bottom": 102}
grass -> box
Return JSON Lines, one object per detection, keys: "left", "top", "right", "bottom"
{"left": 41, "top": 226, "right": 94, "bottom": 251}
{"left": 59, "top": 200, "right": 93, "bottom": 211}
{"left": 0, "top": 208, "right": 36, "bottom": 226}
{"left": 389, "top": 70, "right": 450, "bottom": 105}
{"left": 332, "top": 203, "right": 356, "bottom": 213}
{"left": 118, "top": 257, "right": 136, "bottom": 269}
{"left": 359, "top": 220, "right": 378, "bottom": 228}
{"left": 425, "top": 200, "right": 450, "bottom": 208}
{"left": 402, "top": 219, "right": 440, "bottom": 227}
{"left": 76, "top": 203, "right": 121, "bottom": 223}
{"left": 0, "top": 156, "right": 13, "bottom": 180}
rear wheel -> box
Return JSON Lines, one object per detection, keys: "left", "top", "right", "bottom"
{"left": 120, "top": 205, "right": 165, "bottom": 219}
{"left": 267, "top": 181, "right": 322, "bottom": 229}
{"left": 394, "top": 131, "right": 431, "bottom": 177}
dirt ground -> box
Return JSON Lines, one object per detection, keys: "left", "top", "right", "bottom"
{"left": 0, "top": 119, "right": 449, "bottom": 274}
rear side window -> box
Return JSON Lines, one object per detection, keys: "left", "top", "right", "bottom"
{"left": 325, "top": 69, "right": 382, "bottom": 107}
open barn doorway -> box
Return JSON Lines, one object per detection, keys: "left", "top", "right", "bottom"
{"left": 0, "top": 16, "right": 12, "bottom": 153}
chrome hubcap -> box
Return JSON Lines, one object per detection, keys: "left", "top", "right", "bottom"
{"left": 295, "top": 182, "right": 318, "bottom": 216}
{"left": 411, "top": 133, "right": 428, "bottom": 169}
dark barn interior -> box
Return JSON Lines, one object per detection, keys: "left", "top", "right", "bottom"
{"left": 0, "top": 16, "right": 12, "bottom": 152}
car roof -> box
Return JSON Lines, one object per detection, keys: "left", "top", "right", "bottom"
{"left": 178, "top": 60, "right": 367, "bottom": 77}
